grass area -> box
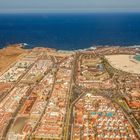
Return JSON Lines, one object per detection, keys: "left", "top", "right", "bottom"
{"left": 117, "top": 99, "right": 130, "bottom": 110}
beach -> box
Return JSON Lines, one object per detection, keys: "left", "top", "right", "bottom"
{"left": 105, "top": 54, "right": 140, "bottom": 74}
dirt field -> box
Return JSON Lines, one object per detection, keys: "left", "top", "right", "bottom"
{"left": 0, "top": 44, "right": 27, "bottom": 73}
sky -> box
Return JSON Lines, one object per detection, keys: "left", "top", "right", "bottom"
{"left": 0, "top": 0, "right": 140, "bottom": 13}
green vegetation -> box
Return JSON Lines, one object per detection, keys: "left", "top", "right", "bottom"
{"left": 117, "top": 99, "right": 130, "bottom": 110}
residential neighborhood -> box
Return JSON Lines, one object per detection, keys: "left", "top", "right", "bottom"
{"left": 0, "top": 46, "right": 139, "bottom": 140}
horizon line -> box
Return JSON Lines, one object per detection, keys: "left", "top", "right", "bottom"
{"left": 0, "top": 8, "right": 140, "bottom": 14}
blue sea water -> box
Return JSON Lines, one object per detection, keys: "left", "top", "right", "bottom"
{"left": 0, "top": 13, "right": 140, "bottom": 50}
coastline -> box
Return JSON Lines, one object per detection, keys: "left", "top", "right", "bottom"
{"left": 0, "top": 43, "right": 140, "bottom": 74}
{"left": 18, "top": 43, "right": 140, "bottom": 52}
{"left": 1, "top": 43, "right": 140, "bottom": 54}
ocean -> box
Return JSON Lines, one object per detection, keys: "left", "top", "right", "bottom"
{"left": 0, "top": 13, "right": 140, "bottom": 50}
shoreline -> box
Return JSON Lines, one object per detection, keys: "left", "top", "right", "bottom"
{"left": 1, "top": 43, "right": 140, "bottom": 56}
{"left": 0, "top": 43, "right": 140, "bottom": 75}
{"left": 1, "top": 43, "right": 140, "bottom": 53}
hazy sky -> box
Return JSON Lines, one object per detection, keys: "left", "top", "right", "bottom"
{"left": 0, "top": 0, "right": 140, "bottom": 13}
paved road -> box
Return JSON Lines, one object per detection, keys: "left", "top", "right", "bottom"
{"left": 28, "top": 67, "right": 57, "bottom": 139}
{"left": 67, "top": 88, "right": 140, "bottom": 140}
{"left": 0, "top": 53, "right": 42, "bottom": 103}
{"left": 63, "top": 54, "right": 78, "bottom": 140}
{"left": 2, "top": 54, "right": 55, "bottom": 140}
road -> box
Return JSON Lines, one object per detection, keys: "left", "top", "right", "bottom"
{"left": 2, "top": 54, "right": 55, "bottom": 140}
{"left": 66, "top": 87, "right": 140, "bottom": 140}
{"left": 63, "top": 54, "right": 78, "bottom": 140}
{"left": 28, "top": 66, "right": 58, "bottom": 139}
{"left": 0, "top": 53, "right": 42, "bottom": 103}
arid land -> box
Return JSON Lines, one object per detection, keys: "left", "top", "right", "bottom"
{"left": 0, "top": 44, "right": 27, "bottom": 73}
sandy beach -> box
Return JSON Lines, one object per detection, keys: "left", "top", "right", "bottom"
{"left": 105, "top": 54, "right": 140, "bottom": 74}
